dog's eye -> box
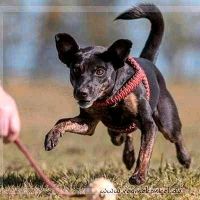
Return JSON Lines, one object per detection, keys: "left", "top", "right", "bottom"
{"left": 73, "top": 67, "right": 81, "bottom": 75}
{"left": 95, "top": 68, "right": 105, "bottom": 76}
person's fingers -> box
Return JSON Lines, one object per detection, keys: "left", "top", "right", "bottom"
{"left": 4, "top": 106, "right": 20, "bottom": 143}
{"left": 0, "top": 112, "right": 9, "bottom": 137}
{"left": 0, "top": 88, "right": 21, "bottom": 143}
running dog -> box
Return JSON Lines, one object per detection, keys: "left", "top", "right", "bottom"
{"left": 44, "top": 3, "right": 191, "bottom": 185}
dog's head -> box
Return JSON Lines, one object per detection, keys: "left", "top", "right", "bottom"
{"left": 55, "top": 33, "right": 132, "bottom": 108}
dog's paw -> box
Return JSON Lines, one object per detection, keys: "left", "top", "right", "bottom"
{"left": 123, "top": 149, "right": 135, "bottom": 170}
{"left": 177, "top": 151, "right": 191, "bottom": 169}
{"left": 129, "top": 173, "right": 145, "bottom": 185}
{"left": 44, "top": 128, "right": 63, "bottom": 151}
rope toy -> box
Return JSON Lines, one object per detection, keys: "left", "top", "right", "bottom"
{"left": 14, "top": 139, "right": 117, "bottom": 199}
{"left": 14, "top": 138, "right": 85, "bottom": 198}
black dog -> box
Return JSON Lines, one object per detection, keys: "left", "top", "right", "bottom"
{"left": 44, "top": 4, "right": 191, "bottom": 185}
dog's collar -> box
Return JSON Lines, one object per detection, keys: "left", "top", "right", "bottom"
{"left": 93, "top": 56, "right": 150, "bottom": 107}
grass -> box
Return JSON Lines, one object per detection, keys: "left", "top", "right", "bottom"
{"left": 1, "top": 78, "right": 200, "bottom": 199}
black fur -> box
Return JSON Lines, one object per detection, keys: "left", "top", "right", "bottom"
{"left": 116, "top": 3, "right": 164, "bottom": 63}
{"left": 44, "top": 3, "right": 191, "bottom": 185}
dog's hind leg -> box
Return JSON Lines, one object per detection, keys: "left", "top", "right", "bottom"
{"left": 123, "top": 133, "right": 135, "bottom": 170}
{"left": 108, "top": 129, "right": 135, "bottom": 170}
{"left": 44, "top": 116, "right": 98, "bottom": 151}
{"left": 153, "top": 89, "right": 191, "bottom": 168}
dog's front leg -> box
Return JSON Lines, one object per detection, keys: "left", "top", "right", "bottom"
{"left": 129, "top": 97, "right": 157, "bottom": 185}
{"left": 44, "top": 116, "right": 98, "bottom": 151}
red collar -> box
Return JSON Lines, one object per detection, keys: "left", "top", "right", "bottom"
{"left": 93, "top": 56, "right": 150, "bottom": 107}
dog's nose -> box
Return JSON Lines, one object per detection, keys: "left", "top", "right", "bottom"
{"left": 76, "top": 89, "right": 89, "bottom": 99}
{"left": 79, "top": 91, "right": 88, "bottom": 98}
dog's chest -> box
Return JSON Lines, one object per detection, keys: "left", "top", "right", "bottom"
{"left": 100, "top": 93, "right": 139, "bottom": 128}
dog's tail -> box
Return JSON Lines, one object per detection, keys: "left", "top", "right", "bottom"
{"left": 115, "top": 3, "right": 164, "bottom": 63}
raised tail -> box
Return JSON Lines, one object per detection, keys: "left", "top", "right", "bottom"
{"left": 115, "top": 3, "right": 164, "bottom": 63}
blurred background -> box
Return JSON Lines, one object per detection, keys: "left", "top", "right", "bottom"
{"left": 1, "top": 0, "right": 200, "bottom": 81}
{"left": 1, "top": 0, "right": 200, "bottom": 175}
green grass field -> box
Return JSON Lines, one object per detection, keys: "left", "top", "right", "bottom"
{"left": 1, "top": 78, "right": 200, "bottom": 199}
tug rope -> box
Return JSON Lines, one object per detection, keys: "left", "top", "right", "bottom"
{"left": 14, "top": 138, "right": 85, "bottom": 198}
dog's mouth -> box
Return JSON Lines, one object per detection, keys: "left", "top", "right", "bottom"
{"left": 78, "top": 100, "right": 94, "bottom": 108}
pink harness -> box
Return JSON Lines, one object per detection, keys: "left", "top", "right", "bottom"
{"left": 94, "top": 56, "right": 150, "bottom": 133}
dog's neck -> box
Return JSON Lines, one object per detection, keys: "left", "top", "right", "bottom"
{"left": 105, "top": 63, "right": 135, "bottom": 99}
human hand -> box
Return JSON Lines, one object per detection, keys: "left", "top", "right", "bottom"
{"left": 0, "top": 86, "right": 20, "bottom": 143}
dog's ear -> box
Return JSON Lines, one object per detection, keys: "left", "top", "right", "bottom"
{"left": 55, "top": 33, "right": 79, "bottom": 66}
{"left": 99, "top": 39, "right": 132, "bottom": 69}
